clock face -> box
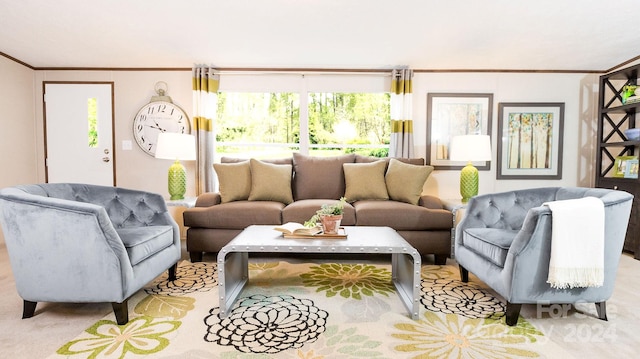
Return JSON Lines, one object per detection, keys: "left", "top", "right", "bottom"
{"left": 132, "top": 101, "right": 191, "bottom": 156}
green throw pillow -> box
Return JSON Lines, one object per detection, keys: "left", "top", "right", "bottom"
{"left": 213, "top": 161, "right": 252, "bottom": 203}
{"left": 248, "top": 158, "right": 294, "bottom": 204}
{"left": 385, "top": 158, "right": 434, "bottom": 205}
{"left": 343, "top": 160, "right": 389, "bottom": 201}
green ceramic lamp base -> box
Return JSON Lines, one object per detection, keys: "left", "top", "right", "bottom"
{"left": 460, "top": 161, "right": 479, "bottom": 203}
{"left": 168, "top": 160, "right": 186, "bottom": 200}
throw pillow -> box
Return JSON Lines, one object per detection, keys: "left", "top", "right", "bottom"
{"left": 385, "top": 158, "right": 434, "bottom": 205}
{"left": 292, "top": 153, "right": 356, "bottom": 200}
{"left": 248, "top": 158, "right": 294, "bottom": 204}
{"left": 213, "top": 161, "right": 252, "bottom": 203}
{"left": 343, "top": 160, "right": 389, "bottom": 201}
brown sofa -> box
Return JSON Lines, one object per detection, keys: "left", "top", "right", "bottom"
{"left": 183, "top": 153, "right": 453, "bottom": 264}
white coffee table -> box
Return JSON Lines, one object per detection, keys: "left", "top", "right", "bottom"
{"left": 217, "top": 225, "right": 421, "bottom": 319}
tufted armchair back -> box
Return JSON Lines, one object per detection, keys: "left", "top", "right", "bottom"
{"left": 458, "top": 187, "right": 557, "bottom": 232}
{"left": 458, "top": 187, "right": 626, "bottom": 233}
{"left": 7, "top": 183, "right": 171, "bottom": 229}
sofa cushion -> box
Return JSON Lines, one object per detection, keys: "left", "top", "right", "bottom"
{"left": 213, "top": 161, "right": 252, "bottom": 203}
{"left": 353, "top": 200, "right": 452, "bottom": 230}
{"left": 116, "top": 225, "right": 174, "bottom": 266}
{"left": 184, "top": 200, "right": 285, "bottom": 229}
{"left": 292, "top": 153, "right": 356, "bottom": 200}
{"left": 248, "top": 159, "right": 294, "bottom": 204}
{"left": 462, "top": 228, "right": 519, "bottom": 268}
{"left": 282, "top": 199, "right": 356, "bottom": 226}
{"left": 385, "top": 159, "right": 433, "bottom": 205}
{"left": 343, "top": 160, "right": 389, "bottom": 201}
{"left": 355, "top": 154, "right": 425, "bottom": 166}
{"left": 221, "top": 156, "right": 293, "bottom": 166}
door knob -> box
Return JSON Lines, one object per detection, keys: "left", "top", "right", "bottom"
{"left": 102, "top": 157, "right": 110, "bottom": 162}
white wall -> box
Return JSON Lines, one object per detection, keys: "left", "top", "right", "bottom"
{"left": 0, "top": 62, "right": 602, "bottom": 245}
{"left": 0, "top": 57, "right": 37, "bottom": 245}
{"left": 24, "top": 67, "right": 601, "bottom": 201}
{"left": 33, "top": 70, "right": 195, "bottom": 197}
{"left": 413, "top": 72, "right": 600, "bottom": 199}
{"left": 0, "top": 57, "right": 37, "bottom": 187}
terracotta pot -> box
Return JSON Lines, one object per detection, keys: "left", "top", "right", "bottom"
{"left": 320, "top": 214, "right": 342, "bottom": 234}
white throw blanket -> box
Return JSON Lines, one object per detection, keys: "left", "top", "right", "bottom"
{"left": 543, "top": 197, "right": 605, "bottom": 289}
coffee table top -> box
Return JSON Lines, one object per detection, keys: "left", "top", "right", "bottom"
{"left": 222, "top": 225, "right": 418, "bottom": 255}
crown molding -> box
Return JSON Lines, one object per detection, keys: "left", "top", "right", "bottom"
{"left": 2, "top": 50, "right": 636, "bottom": 75}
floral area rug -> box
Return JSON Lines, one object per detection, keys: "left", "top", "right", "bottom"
{"left": 48, "top": 260, "right": 567, "bottom": 358}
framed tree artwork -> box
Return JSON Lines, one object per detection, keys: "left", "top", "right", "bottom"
{"left": 426, "top": 93, "right": 493, "bottom": 170}
{"left": 497, "top": 102, "right": 565, "bottom": 179}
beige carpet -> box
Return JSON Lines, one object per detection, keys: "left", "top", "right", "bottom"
{"left": 1, "top": 243, "right": 639, "bottom": 358}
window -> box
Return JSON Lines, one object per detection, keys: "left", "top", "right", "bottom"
{"left": 87, "top": 97, "right": 98, "bottom": 147}
{"left": 307, "top": 92, "right": 389, "bottom": 156}
{"left": 215, "top": 73, "right": 390, "bottom": 160}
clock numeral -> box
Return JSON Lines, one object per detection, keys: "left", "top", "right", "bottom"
{"left": 148, "top": 143, "right": 153, "bottom": 151}
{"left": 170, "top": 108, "right": 175, "bottom": 115}
{"left": 136, "top": 123, "right": 144, "bottom": 133}
{"left": 179, "top": 126, "right": 185, "bottom": 133}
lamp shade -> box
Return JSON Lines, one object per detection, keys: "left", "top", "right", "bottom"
{"left": 155, "top": 133, "right": 196, "bottom": 161}
{"left": 449, "top": 135, "right": 492, "bottom": 162}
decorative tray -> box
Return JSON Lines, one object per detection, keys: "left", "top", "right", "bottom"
{"left": 282, "top": 227, "right": 347, "bottom": 239}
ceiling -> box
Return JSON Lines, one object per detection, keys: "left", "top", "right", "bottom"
{"left": 2, "top": 0, "right": 639, "bottom": 72}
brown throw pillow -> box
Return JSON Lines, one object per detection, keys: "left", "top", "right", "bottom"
{"left": 248, "top": 158, "right": 294, "bottom": 204}
{"left": 213, "top": 161, "right": 252, "bottom": 203}
{"left": 292, "top": 153, "right": 356, "bottom": 200}
{"left": 343, "top": 161, "right": 389, "bottom": 201}
{"left": 385, "top": 159, "right": 434, "bottom": 205}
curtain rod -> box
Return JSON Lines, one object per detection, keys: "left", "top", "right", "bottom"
{"left": 199, "top": 67, "right": 393, "bottom": 76}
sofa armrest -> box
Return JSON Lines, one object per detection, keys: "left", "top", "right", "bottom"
{"left": 418, "top": 195, "right": 444, "bottom": 209}
{"left": 195, "top": 192, "right": 222, "bottom": 207}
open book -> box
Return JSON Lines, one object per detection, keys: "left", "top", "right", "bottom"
{"left": 274, "top": 222, "right": 322, "bottom": 236}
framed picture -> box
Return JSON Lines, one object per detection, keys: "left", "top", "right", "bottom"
{"left": 426, "top": 93, "right": 493, "bottom": 170}
{"left": 624, "top": 158, "right": 639, "bottom": 178}
{"left": 614, "top": 156, "right": 638, "bottom": 178}
{"left": 497, "top": 102, "right": 565, "bottom": 179}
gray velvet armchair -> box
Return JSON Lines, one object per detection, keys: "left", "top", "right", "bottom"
{"left": 0, "top": 183, "right": 181, "bottom": 325}
{"left": 454, "top": 187, "right": 633, "bottom": 326}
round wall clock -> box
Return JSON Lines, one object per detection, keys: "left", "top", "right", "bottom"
{"left": 132, "top": 84, "right": 190, "bottom": 156}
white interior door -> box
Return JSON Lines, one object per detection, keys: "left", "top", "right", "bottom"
{"left": 44, "top": 83, "right": 115, "bottom": 185}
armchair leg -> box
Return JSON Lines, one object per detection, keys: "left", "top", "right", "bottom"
{"left": 168, "top": 262, "right": 178, "bottom": 281}
{"left": 459, "top": 265, "right": 469, "bottom": 282}
{"left": 112, "top": 301, "right": 129, "bottom": 325}
{"left": 190, "top": 251, "right": 203, "bottom": 262}
{"left": 434, "top": 254, "right": 447, "bottom": 265}
{"left": 595, "top": 301, "right": 607, "bottom": 321}
{"left": 22, "top": 300, "right": 37, "bottom": 319}
{"left": 505, "top": 302, "right": 522, "bottom": 326}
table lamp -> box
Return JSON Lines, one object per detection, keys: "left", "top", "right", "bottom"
{"left": 449, "top": 135, "right": 491, "bottom": 202}
{"left": 155, "top": 133, "right": 196, "bottom": 200}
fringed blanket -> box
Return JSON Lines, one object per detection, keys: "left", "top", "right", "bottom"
{"left": 543, "top": 197, "right": 605, "bottom": 289}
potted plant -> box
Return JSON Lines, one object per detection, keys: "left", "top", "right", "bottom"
{"left": 304, "top": 197, "right": 347, "bottom": 234}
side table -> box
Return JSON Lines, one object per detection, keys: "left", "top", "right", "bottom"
{"left": 441, "top": 198, "right": 468, "bottom": 259}
{"left": 165, "top": 197, "right": 197, "bottom": 241}
{"left": 165, "top": 197, "right": 197, "bottom": 208}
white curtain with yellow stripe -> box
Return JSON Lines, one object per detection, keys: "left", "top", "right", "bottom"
{"left": 192, "top": 66, "right": 220, "bottom": 194}
{"left": 389, "top": 68, "right": 414, "bottom": 158}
